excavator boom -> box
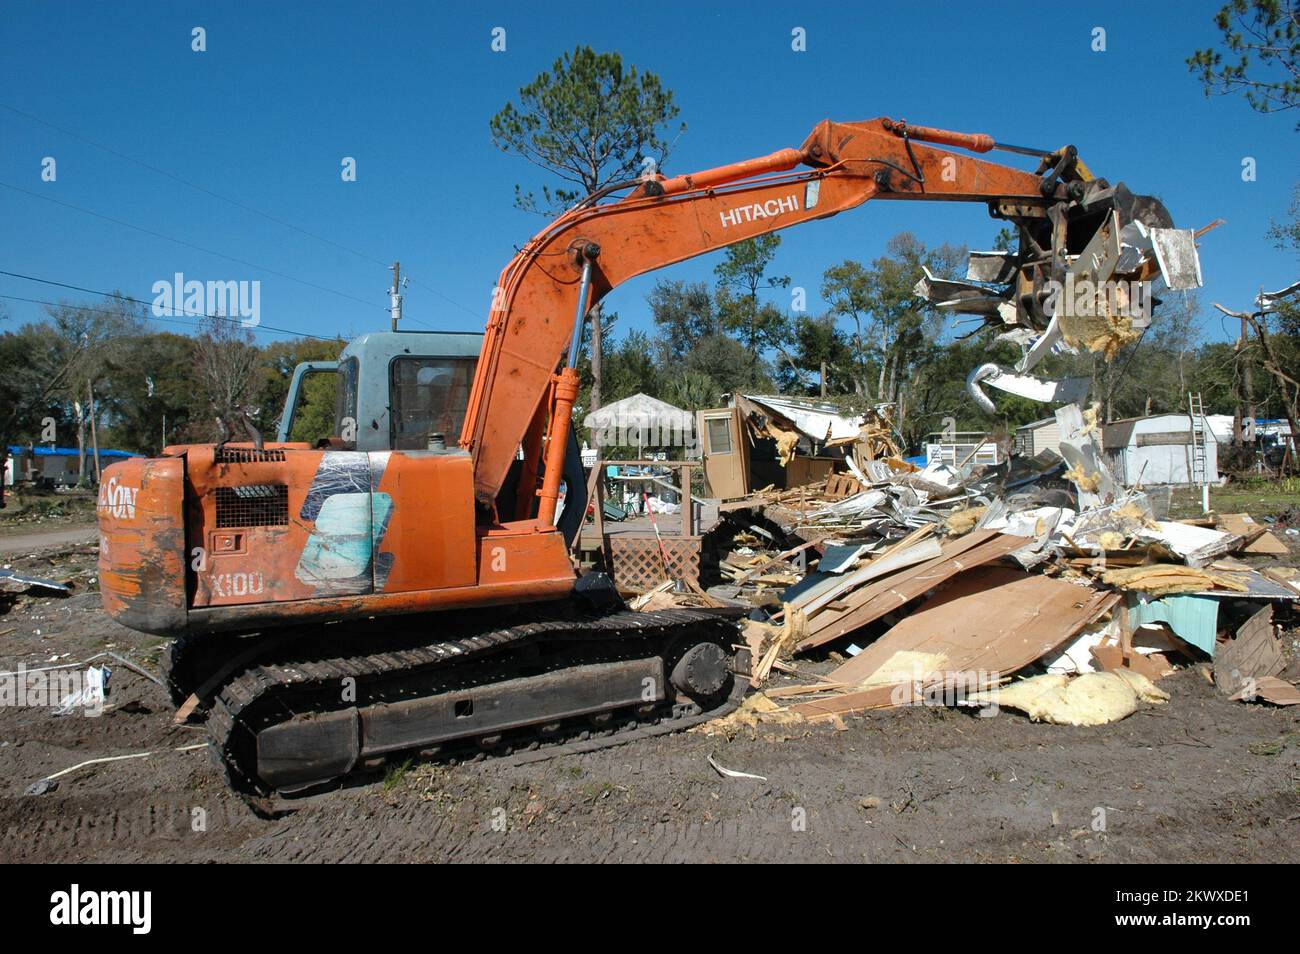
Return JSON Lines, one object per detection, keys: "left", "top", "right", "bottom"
{"left": 461, "top": 116, "right": 1190, "bottom": 507}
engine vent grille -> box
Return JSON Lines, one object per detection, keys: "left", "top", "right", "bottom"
{"left": 215, "top": 448, "right": 287, "bottom": 464}
{"left": 214, "top": 485, "right": 289, "bottom": 528}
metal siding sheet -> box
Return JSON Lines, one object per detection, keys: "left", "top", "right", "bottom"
{"left": 1129, "top": 594, "right": 1219, "bottom": 656}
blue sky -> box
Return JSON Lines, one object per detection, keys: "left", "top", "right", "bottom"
{"left": 1, "top": 1, "right": 1295, "bottom": 348}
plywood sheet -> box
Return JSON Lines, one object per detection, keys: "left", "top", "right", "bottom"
{"left": 1214, "top": 604, "right": 1283, "bottom": 696}
{"left": 794, "top": 531, "right": 1031, "bottom": 652}
{"left": 1232, "top": 676, "right": 1300, "bottom": 706}
{"left": 826, "top": 565, "right": 1120, "bottom": 689}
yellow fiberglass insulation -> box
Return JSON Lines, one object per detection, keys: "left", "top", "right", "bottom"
{"left": 970, "top": 670, "right": 1168, "bottom": 726}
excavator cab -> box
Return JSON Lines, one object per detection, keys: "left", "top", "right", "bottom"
{"left": 277, "top": 329, "right": 585, "bottom": 530}
{"left": 277, "top": 330, "right": 482, "bottom": 452}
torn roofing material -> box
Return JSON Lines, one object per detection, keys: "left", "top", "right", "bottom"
{"left": 0, "top": 569, "right": 71, "bottom": 595}
{"left": 965, "top": 250, "right": 1018, "bottom": 284}
{"left": 736, "top": 394, "right": 868, "bottom": 445}
{"left": 914, "top": 266, "right": 1006, "bottom": 315}
{"left": 1128, "top": 593, "right": 1220, "bottom": 657}
{"left": 1149, "top": 228, "right": 1204, "bottom": 290}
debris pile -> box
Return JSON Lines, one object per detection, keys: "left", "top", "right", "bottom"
{"left": 683, "top": 402, "right": 1300, "bottom": 731}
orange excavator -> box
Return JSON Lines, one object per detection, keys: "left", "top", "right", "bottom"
{"left": 96, "top": 116, "right": 1193, "bottom": 803}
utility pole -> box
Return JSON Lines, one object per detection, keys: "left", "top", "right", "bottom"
{"left": 389, "top": 261, "right": 403, "bottom": 332}
{"left": 88, "top": 381, "right": 102, "bottom": 485}
{"left": 1242, "top": 311, "right": 1256, "bottom": 442}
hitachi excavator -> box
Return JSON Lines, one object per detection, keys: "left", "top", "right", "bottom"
{"left": 96, "top": 116, "right": 1199, "bottom": 804}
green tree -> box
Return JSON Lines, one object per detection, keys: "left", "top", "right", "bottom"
{"left": 992, "top": 226, "right": 1019, "bottom": 253}
{"left": 0, "top": 320, "right": 79, "bottom": 502}
{"left": 714, "top": 235, "right": 793, "bottom": 381}
{"left": 821, "top": 235, "right": 965, "bottom": 422}
{"left": 490, "top": 45, "right": 683, "bottom": 430}
{"left": 648, "top": 280, "right": 718, "bottom": 360}
{"left": 0, "top": 322, "right": 69, "bottom": 444}
{"left": 661, "top": 369, "right": 721, "bottom": 411}
{"left": 821, "top": 260, "right": 879, "bottom": 398}
{"left": 1188, "top": 0, "right": 1300, "bottom": 127}
{"left": 252, "top": 337, "right": 347, "bottom": 445}
{"left": 781, "top": 314, "right": 852, "bottom": 397}
{"left": 601, "top": 329, "right": 660, "bottom": 402}
{"left": 1269, "top": 183, "right": 1300, "bottom": 253}
{"left": 1267, "top": 185, "right": 1300, "bottom": 338}
{"left": 489, "top": 45, "right": 684, "bottom": 214}
{"left": 43, "top": 295, "right": 145, "bottom": 484}
{"left": 907, "top": 335, "right": 1038, "bottom": 450}
{"left": 193, "top": 313, "right": 261, "bottom": 444}
{"left": 97, "top": 331, "right": 198, "bottom": 454}
{"left": 684, "top": 333, "right": 772, "bottom": 394}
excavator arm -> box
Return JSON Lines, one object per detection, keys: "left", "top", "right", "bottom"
{"left": 462, "top": 116, "right": 1192, "bottom": 510}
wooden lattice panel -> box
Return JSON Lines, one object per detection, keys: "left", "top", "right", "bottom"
{"left": 606, "top": 535, "right": 702, "bottom": 592}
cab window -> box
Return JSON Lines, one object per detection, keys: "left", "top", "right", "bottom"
{"left": 334, "top": 357, "right": 359, "bottom": 449}
{"left": 390, "top": 357, "right": 475, "bottom": 450}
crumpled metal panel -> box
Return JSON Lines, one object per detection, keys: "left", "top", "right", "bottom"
{"left": 1149, "top": 227, "right": 1203, "bottom": 290}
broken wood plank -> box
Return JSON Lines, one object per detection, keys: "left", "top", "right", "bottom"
{"left": 1231, "top": 676, "right": 1300, "bottom": 706}
{"left": 794, "top": 535, "right": 945, "bottom": 617}
{"left": 1217, "top": 513, "right": 1290, "bottom": 556}
{"left": 1214, "top": 604, "right": 1283, "bottom": 696}
{"left": 794, "top": 532, "right": 1031, "bottom": 652}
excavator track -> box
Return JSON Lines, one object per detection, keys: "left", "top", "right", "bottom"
{"left": 186, "top": 609, "right": 748, "bottom": 811}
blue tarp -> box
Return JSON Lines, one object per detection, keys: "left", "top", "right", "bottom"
{"left": 7, "top": 445, "right": 140, "bottom": 459}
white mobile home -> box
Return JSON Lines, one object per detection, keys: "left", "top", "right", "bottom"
{"left": 1014, "top": 417, "right": 1062, "bottom": 458}
{"left": 1101, "top": 414, "right": 1219, "bottom": 486}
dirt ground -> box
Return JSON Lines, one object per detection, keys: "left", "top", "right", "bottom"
{"left": 0, "top": 531, "right": 1296, "bottom": 862}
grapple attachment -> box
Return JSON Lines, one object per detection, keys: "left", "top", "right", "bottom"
{"left": 912, "top": 146, "right": 1203, "bottom": 413}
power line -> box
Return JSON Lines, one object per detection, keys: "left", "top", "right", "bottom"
{"left": 0, "top": 101, "right": 396, "bottom": 269}
{"left": 0, "top": 269, "right": 335, "bottom": 340}
{"left": 2, "top": 101, "right": 396, "bottom": 270}
{"left": 3, "top": 181, "right": 443, "bottom": 330}
{"left": 408, "top": 276, "right": 488, "bottom": 323}
{"left": 1, "top": 180, "right": 391, "bottom": 314}
{"left": 3, "top": 101, "right": 484, "bottom": 325}
{"left": 1, "top": 293, "right": 247, "bottom": 335}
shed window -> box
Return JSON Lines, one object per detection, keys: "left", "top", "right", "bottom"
{"left": 705, "top": 417, "right": 733, "bottom": 455}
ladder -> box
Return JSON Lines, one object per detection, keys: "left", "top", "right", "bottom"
{"left": 1188, "top": 391, "right": 1208, "bottom": 487}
